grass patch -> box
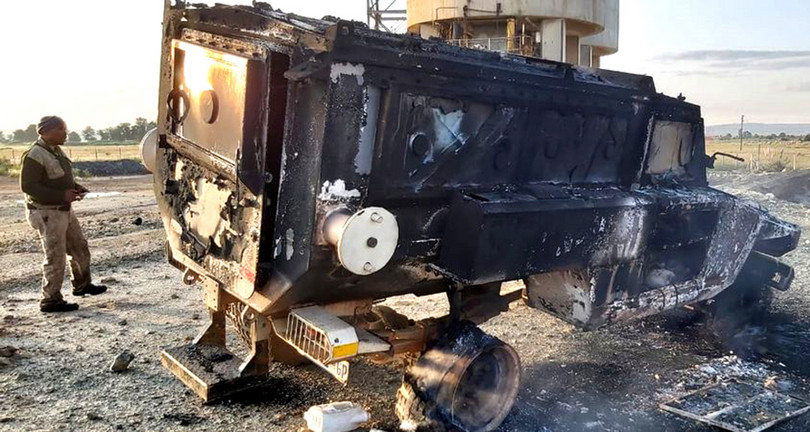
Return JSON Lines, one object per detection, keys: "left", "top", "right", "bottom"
{"left": 0, "top": 157, "right": 12, "bottom": 176}
{"left": 707, "top": 139, "right": 810, "bottom": 171}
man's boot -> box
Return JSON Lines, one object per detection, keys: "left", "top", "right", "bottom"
{"left": 72, "top": 283, "right": 108, "bottom": 296}
{"left": 41, "top": 301, "right": 79, "bottom": 313}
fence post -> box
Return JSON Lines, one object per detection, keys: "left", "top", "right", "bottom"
{"left": 794, "top": 153, "right": 797, "bottom": 170}
{"left": 95, "top": 148, "right": 98, "bottom": 160}
{"left": 119, "top": 146, "right": 122, "bottom": 159}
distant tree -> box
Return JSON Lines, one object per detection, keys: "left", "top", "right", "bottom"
{"left": 0, "top": 131, "right": 6, "bottom": 144}
{"left": 147, "top": 120, "right": 157, "bottom": 130}
{"left": 24, "top": 124, "right": 38, "bottom": 142}
{"left": 98, "top": 128, "right": 112, "bottom": 141}
{"left": 131, "top": 117, "right": 149, "bottom": 140}
{"left": 779, "top": 132, "right": 787, "bottom": 138}
{"left": 13, "top": 125, "right": 38, "bottom": 143}
{"left": 743, "top": 131, "right": 753, "bottom": 139}
{"left": 67, "top": 131, "right": 81, "bottom": 143}
{"left": 109, "top": 123, "right": 131, "bottom": 141}
{"left": 803, "top": 134, "right": 810, "bottom": 142}
{"left": 82, "top": 126, "right": 97, "bottom": 141}
{"left": 12, "top": 129, "right": 26, "bottom": 142}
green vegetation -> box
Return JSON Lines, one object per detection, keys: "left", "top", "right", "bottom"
{"left": 715, "top": 132, "right": 809, "bottom": 142}
{"left": 1, "top": 117, "right": 155, "bottom": 145}
{"left": 0, "top": 157, "right": 12, "bottom": 176}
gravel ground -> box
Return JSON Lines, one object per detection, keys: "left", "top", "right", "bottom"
{"left": 1, "top": 172, "right": 810, "bottom": 431}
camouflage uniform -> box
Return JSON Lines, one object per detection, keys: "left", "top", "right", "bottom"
{"left": 20, "top": 139, "right": 92, "bottom": 307}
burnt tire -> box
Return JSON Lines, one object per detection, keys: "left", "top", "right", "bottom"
{"left": 396, "top": 321, "right": 521, "bottom": 432}
{"left": 396, "top": 380, "right": 435, "bottom": 432}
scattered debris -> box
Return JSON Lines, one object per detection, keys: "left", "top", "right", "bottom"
{"left": 100, "top": 276, "right": 118, "bottom": 284}
{"left": 110, "top": 351, "right": 135, "bottom": 372}
{"left": 132, "top": 217, "right": 143, "bottom": 226}
{"left": 0, "top": 346, "right": 18, "bottom": 358}
{"left": 660, "top": 379, "right": 810, "bottom": 432}
{"left": 667, "top": 356, "right": 771, "bottom": 394}
{"left": 303, "top": 402, "right": 370, "bottom": 432}
{"left": 87, "top": 412, "right": 103, "bottom": 421}
{"left": 118, "top": 319, "right": 127, "bottom": 326}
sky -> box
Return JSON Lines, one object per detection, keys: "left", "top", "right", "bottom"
{"left": 1, "top": 0, "right": 808, "bottom": 134}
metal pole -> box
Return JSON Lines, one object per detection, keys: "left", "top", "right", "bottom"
{"left": 374, "top": 0, "right": 380, "bottom": 30}
{"left": 739, "top": 114, "right": 744, "bottom": 151}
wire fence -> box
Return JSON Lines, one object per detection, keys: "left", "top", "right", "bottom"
{"left": 0, "top": 145, "right": 141, "bottom": 163}
{"left": 707, "top": 141, "right": 810, "bottom": 172}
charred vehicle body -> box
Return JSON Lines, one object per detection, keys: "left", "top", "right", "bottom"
{"left": 146, "top": 2, "right": 800, "bottom": 430}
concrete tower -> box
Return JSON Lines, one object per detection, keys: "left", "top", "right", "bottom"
{"left": 406, "top": 0, "right": 619, "bottom": 67}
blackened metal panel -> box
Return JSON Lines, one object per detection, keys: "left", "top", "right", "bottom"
{"left": 438, "top": 189, "right": 653, "bottom": 285}
{"left": 263, "top": 79, "right": 329, "bottom": 300}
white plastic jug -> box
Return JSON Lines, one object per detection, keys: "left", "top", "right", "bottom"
{"left": 304, "top": 401, "right": 370, "bottom": 432}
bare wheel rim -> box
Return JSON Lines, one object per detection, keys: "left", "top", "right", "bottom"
{"left": 449, "top": 343, "right": 521, "bottom": 431}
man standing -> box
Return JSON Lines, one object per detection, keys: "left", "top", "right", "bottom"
{"left": 20, "top": 116, "right": 107, "bottom": 313}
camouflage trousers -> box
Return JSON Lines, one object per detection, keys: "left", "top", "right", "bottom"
{"left": 25, "top": 208, "right": 91, "bottom": 306}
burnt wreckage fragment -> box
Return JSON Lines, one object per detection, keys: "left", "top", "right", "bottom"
{"left": 147, "top": 2, "right": 799, "bottom": 431}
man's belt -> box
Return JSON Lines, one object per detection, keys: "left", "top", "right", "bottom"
{"left": 26, "top": 203, "right": 70, "bottom": 211}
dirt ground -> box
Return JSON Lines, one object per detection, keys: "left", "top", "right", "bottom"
{"left": 2, "top": 171, "right": 810, "bottom": 432}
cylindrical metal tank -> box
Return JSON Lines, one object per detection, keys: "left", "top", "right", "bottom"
{"left": 581, "top": 0, "right": 619, "bottom": 67}
{"left": 407, "top": 0, "right": 619, "bottom": 66}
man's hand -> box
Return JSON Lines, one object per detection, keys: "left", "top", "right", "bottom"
{"left": 63, "top": 189, "right": 80, "bottom": 203}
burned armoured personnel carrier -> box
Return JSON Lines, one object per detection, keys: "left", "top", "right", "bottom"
{"left": 144, "top": 2, "right": 800, "bottom": 430}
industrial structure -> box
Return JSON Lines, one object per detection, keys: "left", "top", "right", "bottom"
{"left": 407, "top": 0, "right": 619, "bottom": 67}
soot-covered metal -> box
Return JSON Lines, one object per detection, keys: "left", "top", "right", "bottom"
{"left": 153, "top": 1, "right": 798, "bottom": 326}
{"left": 151, "top": 2, "right": 800, "bottom": 428}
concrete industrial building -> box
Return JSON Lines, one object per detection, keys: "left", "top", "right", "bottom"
{"left": 407, "top": 0, "right": 619, "bottom": 67}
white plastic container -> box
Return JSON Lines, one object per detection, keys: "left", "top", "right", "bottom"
{"left": 304, "top": 401, "right": 370, "bottom": 432}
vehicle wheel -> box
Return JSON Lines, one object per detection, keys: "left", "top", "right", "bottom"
{"left": 395, "top": 321, "right": 521, "bottom": 432}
